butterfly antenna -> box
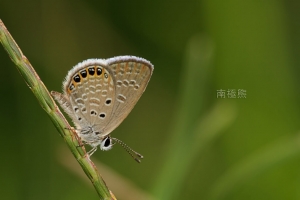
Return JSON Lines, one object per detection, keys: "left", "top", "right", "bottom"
{"left": 112, "top": 138, "right": 143, "bottom": 163}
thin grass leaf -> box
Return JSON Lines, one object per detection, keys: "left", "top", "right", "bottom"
{"left": 153, "top": 35, "right": 236, "bottom": 200}
{"left": 210, "top": 133, "right": 300, "bottom": 200}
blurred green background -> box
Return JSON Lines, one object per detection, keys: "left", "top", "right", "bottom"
{"left": 1, "top": 1, "right": 300, "bottom": 200}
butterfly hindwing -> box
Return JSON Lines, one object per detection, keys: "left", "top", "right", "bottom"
{"left": 62, "top": 61, "right": 115, "bottom": 133}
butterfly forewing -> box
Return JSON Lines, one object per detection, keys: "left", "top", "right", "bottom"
{"left": 102, "top": 58, "right": 153, "bottom": 136}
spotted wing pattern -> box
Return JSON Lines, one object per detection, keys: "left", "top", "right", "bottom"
{"left": 102, "top": 57, "right": 153, "bottom": 136}
{"left": 62, "top": 60, "right": 115, "bottom": 134}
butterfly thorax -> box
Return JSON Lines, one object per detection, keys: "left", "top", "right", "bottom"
{"left": 78, "top": 126, "right": 104, "bottom": 147}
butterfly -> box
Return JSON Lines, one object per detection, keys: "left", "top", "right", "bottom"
{"left": 52, "top": 56, "right": 153, "bottom": 162}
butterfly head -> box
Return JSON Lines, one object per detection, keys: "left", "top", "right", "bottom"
{"left": 100, "top": 136, "right": 113, "bottom": 151}
{"left": 51, "top": 56, "right": 153, "bottom": 162}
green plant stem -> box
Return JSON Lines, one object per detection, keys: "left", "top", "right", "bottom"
{"left": 0, "top": 19, "right": 114, "bottom": 200}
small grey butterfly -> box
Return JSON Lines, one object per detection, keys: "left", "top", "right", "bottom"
{"left": 52, "top": 56, "right": 154, "bottom": 162}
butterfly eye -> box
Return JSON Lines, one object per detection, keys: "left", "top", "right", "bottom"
{"left": 100, "top": 136, "right": 113, "bottom": 151}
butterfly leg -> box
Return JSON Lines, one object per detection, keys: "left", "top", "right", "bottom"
{"left": 87, "top": 146, "right": 98, "bottom": 156}
{"left": 76, "top": 140, "right": 88, "bottom": 147}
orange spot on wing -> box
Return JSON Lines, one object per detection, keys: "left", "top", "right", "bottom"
{"left": 115, "top": 63, "right": 120, "bottom": 75}
{"left": 125, "top": 62, "right": 129, "bottom": 72}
